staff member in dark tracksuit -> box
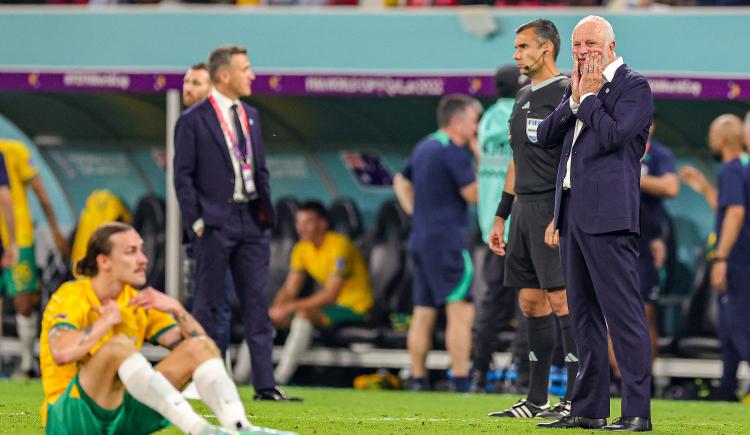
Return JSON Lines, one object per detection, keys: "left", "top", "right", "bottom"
{"left": 535, "top": 16, "right": 654, "bottom": 432}
{"left": 705, "top": 114, "right": 750, "bottom": 401}
{"left": 394, "top": 94, "right": 482, "bottom": 393}
{"left": 174, "top": 45, "right": 299, "bottom": 402}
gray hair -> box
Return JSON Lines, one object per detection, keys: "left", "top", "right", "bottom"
{"left": 574, "top": 15, "right": 616, "bottom": 45}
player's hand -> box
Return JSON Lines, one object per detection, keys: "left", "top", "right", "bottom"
{"left": 268, "top": 304, "right": 294, "bottom": 324}
{"left": 679, "top": 166, "right": 708, "bottom": 194}
{"left": 650, "top": 238, "right": 667, "bottom": 269}
{"left": 488, "top": 218, "right": 506, "bottom": 256}
{"left": 1, "top": 242, "right": 18, "bottom": 268}
{"left": 129, "top": 287, "right": 182, "bottom": 315}
{"left": 99, "top": 299, "right": 122, "bottom": 327}
{"left": 544, "top": 220, "right": 559, "bottom": 249}
{"left": 52, "top": 228, "right": 70, "bottom": 259}
{"left": 571, "top": 54, "right": 581, "bottom": 104}
{"left": 195, "top": 227, "right": 204, "bottom": 238}
{"left": 579, "top": 52, "right": 604, "bottom": 97}
{"left": 710, "top": 260, "right": 727, "bottom": 293}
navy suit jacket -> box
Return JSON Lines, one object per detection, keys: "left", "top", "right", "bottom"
{"left": 174, "top": 99, "right": 274, "bottom": 237}
{"left": 536, "top": 64, "right": 653, "bottom": 235}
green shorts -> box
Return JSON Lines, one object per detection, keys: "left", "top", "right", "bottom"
{"left": 1, "top": 245, "right": 39, "bottom": 298}
{"left": 46, "top": 374, "right": 170, "bottom": 435}
{"left": 320, "top": 305, "right": 366, "bottom": 327}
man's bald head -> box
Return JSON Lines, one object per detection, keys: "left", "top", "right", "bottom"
{"left": 708, "top": 114, "right": 743, "bottom": 159}
{"left": 743, "top": 111, "right": 750, "bottom": 151}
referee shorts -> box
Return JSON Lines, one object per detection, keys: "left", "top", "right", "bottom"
{"left": 504, "top": 193, "right": 566, "bottom": 290}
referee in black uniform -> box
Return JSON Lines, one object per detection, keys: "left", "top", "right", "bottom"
{"left": 488, "top": 19, "right": 577, "bottom": 419}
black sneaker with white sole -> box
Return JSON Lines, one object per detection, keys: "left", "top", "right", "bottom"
{"left": 536, "top": 399, "right": 571, "bottom": 418}
{"left": 488, "top": 398, "right": 550, "bottom": 418}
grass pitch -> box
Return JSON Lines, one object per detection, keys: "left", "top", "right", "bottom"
{"left": 0, "top": 380, "right": 747, "bottom": 434}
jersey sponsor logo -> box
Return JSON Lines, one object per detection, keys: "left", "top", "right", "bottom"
{"left": 526, "top": 117, "right": 543, "bottom": 143}
{"left": 53, "top": 314, "right": 68, "bottom": 320}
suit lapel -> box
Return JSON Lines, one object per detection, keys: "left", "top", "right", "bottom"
{"left": 200, "top": 105, "right": 233, "bottom": 169}
{"left": 598, "top": 64, "right": 629, "bottom": 103}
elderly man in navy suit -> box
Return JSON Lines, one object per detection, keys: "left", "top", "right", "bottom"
{"left": 534, "top": 16, "right": 654, "bottom": 432}
{"left": 174, "top": 45, "right": 299, "bottom": 402}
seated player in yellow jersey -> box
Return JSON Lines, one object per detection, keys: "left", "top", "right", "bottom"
{"left": 268, "top": 201, "right": 374, "bottom": 385}
{"left": 0, "top": 139, "right": 69, "bottom": 379}
{"left": 40, "top": 222, "right": 294, "bottom": 435}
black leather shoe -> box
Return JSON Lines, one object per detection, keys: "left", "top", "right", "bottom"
{"left": 537, "top": 415, "right": 607, "bottom": 429}
{"left": 601, "top": 417, "right": 652, "bottom": 432}
{"left": 253, "top": 386, "right": 303, "bottom": 402}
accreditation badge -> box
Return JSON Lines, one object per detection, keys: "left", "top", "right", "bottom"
{"left": 241, "top": 162, "right": 258, "bottom": 198}
{"left": 526, "top": 117, "right": 543, "bottom": 143}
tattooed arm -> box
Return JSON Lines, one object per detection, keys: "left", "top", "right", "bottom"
{"left": 48, "top": 300, "right": 122, "bottom": 365}
{"left": 157, "top": 308, "right": 209, "bottom": 349}
{"left": 129, "top": 287, "right": 207, "bottom": 349}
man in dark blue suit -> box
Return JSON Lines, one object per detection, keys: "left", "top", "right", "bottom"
{"left": 174, "top": 45, "right": 299, "bottom": 401}
{"left": 534, "top": 16, "right": 653, "bottom": 432}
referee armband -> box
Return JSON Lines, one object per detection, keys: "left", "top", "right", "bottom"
{"left": 495, "top": 192, "right": 515, "bottom": 219}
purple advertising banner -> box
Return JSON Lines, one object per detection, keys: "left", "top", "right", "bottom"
{"left": 1, "top": 70, "right": 749, "bottom": 100}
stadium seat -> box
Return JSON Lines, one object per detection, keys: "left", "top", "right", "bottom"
{"left": 669, "top": 252, "right": 721, "bottom": 358}
{"left": 329, "top": 197, "right": 364, "bottom": 240}
{"left": 268, "top": 197, "right": 300, "bottom": 296}
{"left": 132, "top": 194, "right": 167, "bottom": 291}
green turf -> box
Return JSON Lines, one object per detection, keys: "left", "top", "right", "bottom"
{"left": 1, "top": 380, "right": 747, "bottom": 434}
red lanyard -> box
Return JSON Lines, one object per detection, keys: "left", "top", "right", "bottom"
{"left": 208, "top": 95, "right": 253, "bottom": 166}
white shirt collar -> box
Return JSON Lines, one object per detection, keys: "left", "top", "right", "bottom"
{"left": 210, "top": 88, "right": 240, "bottom": 113}
{"left": 603, "top": 56, "right": 624, "bottom": 83}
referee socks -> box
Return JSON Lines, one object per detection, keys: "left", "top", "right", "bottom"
{"left": 526, "top": 314, "right": 556, "bottom": 406}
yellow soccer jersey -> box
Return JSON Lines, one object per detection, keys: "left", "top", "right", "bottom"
{"left": 289, "top": 231, "right": 373, "bottom": 314}
{"left": 0, "top": 139, "right": 39, "bottom": 248}
{"left": 39, "top": 279, "right": 176, "bottom": 423}
{"left": 70, "top": 190, "right": 132, "bottom": 274}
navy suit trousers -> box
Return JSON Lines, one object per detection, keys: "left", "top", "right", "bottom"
{"left": 192, "top": 203, "right": 274, "bottom": 391}
{"left": 558, "top": 191, "right": 651, "bottom": 419}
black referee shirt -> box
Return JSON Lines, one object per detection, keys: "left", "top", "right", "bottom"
{"left": 509, "top": 75, "right": 570, "bottom": 195}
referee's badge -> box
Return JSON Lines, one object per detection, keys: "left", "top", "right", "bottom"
{"left": 526, "top": 117, "right": 543, "bottom": 143}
